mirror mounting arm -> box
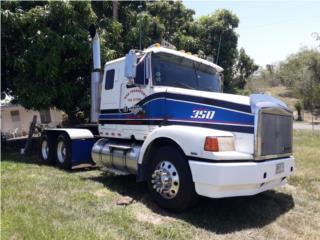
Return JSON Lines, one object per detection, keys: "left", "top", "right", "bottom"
{"left": 126, "top": 78, "right": 137, "bottom": 88}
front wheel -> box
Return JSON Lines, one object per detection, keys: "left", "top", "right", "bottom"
{"left": 55, "top": 134, "right": 71, "bottom": 170}
{"left": 147, "top": 146, "right": 198, "bottom": 212}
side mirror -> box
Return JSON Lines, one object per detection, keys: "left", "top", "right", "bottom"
{"left": 219, "top": 73, "right": 224, "bottom": 92}
{"left": 145, "top": 54, "right": 151, "bottom": 81}
{"left": 125, "top": 50, "right": 137, "bottom": 80}
{"left": 132, "top": 53, "right": 150, "bottom": 86}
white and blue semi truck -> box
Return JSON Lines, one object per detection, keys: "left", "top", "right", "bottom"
{"left": 40, "top": 27, "right": 294, "bottom": 211}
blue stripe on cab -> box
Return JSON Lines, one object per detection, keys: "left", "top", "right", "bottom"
{"left": 99, "top": 93, "right": 254, "bottom": 133}
{"left": 165, "top": 99, "right": 254, "bottom": 126}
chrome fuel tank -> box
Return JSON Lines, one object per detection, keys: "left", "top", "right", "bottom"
{"left": 91, "top": 139, "right": 141, "bottom": 174}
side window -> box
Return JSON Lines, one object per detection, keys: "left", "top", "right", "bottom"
{"left": 10, "top": 110, "right": 20, "bottom": 122}
{"left": 134, "top": 59, "right": 149, "bottom": 85}
{"left": 40, "top": 109, "right": 51, "bottom": 124}
{"left": 105, "top": 69, "right": 115, "bottom": 90}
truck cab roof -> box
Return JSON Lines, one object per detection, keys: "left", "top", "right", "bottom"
{"left": 105, "top": 46, "right": 224, "bottom": 73}
{"left": 144, "top": 46, "right": 224, "bottom": 73}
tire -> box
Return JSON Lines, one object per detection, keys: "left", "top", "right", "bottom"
{"left": 39, "top": 134, "right": 54, "bottom": 164}
{"left": 55, "top": 133, "right": 71, "bottom": 170}
{"left": 147, "top": 145, "right": 198, "bottom": 212}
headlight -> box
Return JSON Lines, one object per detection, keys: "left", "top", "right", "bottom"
{"left": 204, "top": 136, "right": 235, "bottom": 152}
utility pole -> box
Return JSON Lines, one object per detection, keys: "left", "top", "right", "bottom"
{"left": 139, "top": 21, "right": 142, "bottom": 50}
{"left": 112, "top": 1, "right": 119, "bottom": 21}
{"left": 138, "top": 3, "right": 143, "bottom": 50}
{"left": 216, "top": 32, "right": 222, "bottom": 65}
{"left": 210, "top": 31, "right": 214, "bottom": 63}
{"left": 310, "top": 68, "right": 315, "bottom": 133}
{"left": 216, "top": 26, "right": 231, "bottom": 65}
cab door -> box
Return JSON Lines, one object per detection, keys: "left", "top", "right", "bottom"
{"left": 120, "top": 54, "right": 152, "bottom": 112}
{"left": 119, "top": 54, "right": 154, "bottom": 139}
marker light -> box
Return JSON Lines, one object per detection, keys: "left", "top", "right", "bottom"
{"left": 204, "top": 137, "right": 219, "bottom": 151}
{"left": 204, "top": 136, "right": 235, "bottom": 152}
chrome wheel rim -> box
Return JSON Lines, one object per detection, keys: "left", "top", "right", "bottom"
{"left": 151, "top": 160, "right": 180, "bottom": 199}
{"left": 57, "top": 141, "right": 66, "bottom": 163}
{"left": 41, "top": 140, "right": 49, "bottom": 160}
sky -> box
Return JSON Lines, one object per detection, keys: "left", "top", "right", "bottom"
{"left": 183, "top": 0, "right": 320, "bottom": 66}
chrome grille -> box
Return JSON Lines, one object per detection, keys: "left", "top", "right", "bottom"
{"left": 256, "top": 108, "right": 293, "bottom": 159}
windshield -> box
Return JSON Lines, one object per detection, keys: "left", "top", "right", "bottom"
{"left": 152, "top": 52, "right": 221, "bottom": 92}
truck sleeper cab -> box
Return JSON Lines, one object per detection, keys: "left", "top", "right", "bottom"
{"left": 40, "top": 40, "right": 294, "bottom": 212}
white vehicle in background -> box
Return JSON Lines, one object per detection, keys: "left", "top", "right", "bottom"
{"left": 39, "top": 26, "right": 294, "bottom": 211}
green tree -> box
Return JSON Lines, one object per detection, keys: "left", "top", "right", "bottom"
{"left": 255, "top": 48, "right": 320, "bottom": 110}
{"left": 1, "top": 1, "right": 120, "bottom": 122}
{"left": 197, "top": 10, "right": 240, "bottom": 91}
{"left": 1, "top": 1, "right": 48, "bottom": 93}
{"left": 91, "top": 1, "right": 144, "bottom": 53}
{"left": 128, "top": 12, "right": 165, "bottom": 49}
{"left": 233, "top": 48, "right": 259, "bottom": 89}
{"left": 277, "top": 48, "right": 320, "bottom": 109}
{"left": 2, "top": 0, "right": 257, "bottom": 120}
{"left": 303, "top": 50, "right": 320, "bottom": 110}
{"left": 146, "top": 1, "right": 194, "bottom": 41}
{"left": 92, "top": 1, "right": 199, "bottom": 53}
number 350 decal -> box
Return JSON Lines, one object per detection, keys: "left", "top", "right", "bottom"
{"left": 190, "top": 110, "right": 215, "bottom": 119}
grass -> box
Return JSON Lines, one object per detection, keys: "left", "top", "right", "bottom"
{"left": 1, "top": 130, "right": 320, "bottom": 240}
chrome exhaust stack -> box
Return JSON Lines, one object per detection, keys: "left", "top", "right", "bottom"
{"left": 89, "top": 24, "right": 101, "bottom": 123}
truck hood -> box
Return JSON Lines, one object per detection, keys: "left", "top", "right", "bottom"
{"left": 250, "top": 93, "right": 291, "bottom": 114}
{"left": 155, "top": 86, "right": 250, "bottom": 107}
{"left": 154, "top": 86, "right": 290, "bottom": 114}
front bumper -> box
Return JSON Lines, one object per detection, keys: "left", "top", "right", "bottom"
{"left": 189, "top": 156, "right": 294, "bottom": 198}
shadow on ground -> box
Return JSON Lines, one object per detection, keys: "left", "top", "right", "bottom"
{"left": 2, "top": 153, "right": 294, "bottom": 234}
{"left": 1, "top": 152, "right": 41, "bottom": 165}
{"left": 85, "top": 173, "right": 295, "bottom": 234}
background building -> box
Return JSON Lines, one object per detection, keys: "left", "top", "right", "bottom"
{"left": 1, "top": 94, "right": 63, "bottom": 138}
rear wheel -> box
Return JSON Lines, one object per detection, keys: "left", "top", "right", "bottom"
{"left": 55, "top": 134, "right": 71, "bottom": 170}
{"left": 39, "top": 134, "right": 54, "bottom": 164}
{"left": 147, "top": 145, "right": 198, "bottom": 212}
